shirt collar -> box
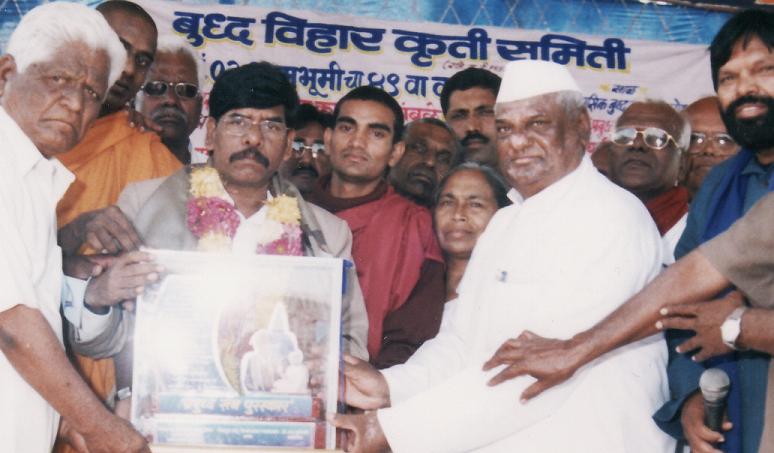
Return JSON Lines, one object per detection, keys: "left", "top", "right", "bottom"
{"left": 0, "top": 106, "right": 74, "bottom": 198}
{"left": 506, "top": 153, "right": 589, "bottom": 207}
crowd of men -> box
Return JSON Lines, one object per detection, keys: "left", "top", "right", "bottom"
{"left": 0, "top": 1, "right": 772, "bottom": 452}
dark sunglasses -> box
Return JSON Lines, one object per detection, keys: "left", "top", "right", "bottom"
{"left": 611, "top": 127, "right": 678, "bottom": 150}
{"left": 142, "top": 80, "right": 199, "bottom": 99}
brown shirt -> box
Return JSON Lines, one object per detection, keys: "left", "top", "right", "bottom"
{"left": 700, "top": 192, "right": 774, "bottom": 453}
{"left": 700, "top": 192, "right": 774, "bottom": 307}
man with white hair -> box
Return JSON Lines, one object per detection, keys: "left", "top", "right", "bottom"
{"left": 136, "top": 35, "right": 204, "bottom": 164}
{"left": 332, "top": 60, "right": 675, "bottom": 452}
{"left": 0, "top": 3, "right": 148, "bottom": 452}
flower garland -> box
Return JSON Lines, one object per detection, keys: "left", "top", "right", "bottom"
{"left": 187, "top": 166, "right": 240, "bottom": 252}
{"left": 186, "top": 166, "right": 304, "bottom": 256}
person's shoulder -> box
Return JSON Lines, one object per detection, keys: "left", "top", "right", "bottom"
{"left": 117, "top": 174, "right": 175, "bottom": 218}
{"left": 307, "top": 201, "right": 349, "bottom": 230}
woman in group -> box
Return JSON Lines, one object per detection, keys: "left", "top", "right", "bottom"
{"left": 433, "top": 162, "right": 511, "bottom": 301}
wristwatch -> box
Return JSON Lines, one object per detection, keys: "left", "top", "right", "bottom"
{"left": 721, "top": 307, "right": 746, "bottom": 350}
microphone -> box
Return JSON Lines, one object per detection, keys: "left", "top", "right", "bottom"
{"left": 699, "top": 368, "right": 730, "bottom": 432}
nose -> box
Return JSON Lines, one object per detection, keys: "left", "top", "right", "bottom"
{"left": 423, "top": 151, "right": 436, "bottom": 168}
{"left": 299, "top": 147, "right": 314, "bottom": 165}
{"left": 60, "top": 85, "right": 84, "bottom": 113}
{"left": 162, "top": 84, "right": 181, "bottom": 106}
{"left": 348, "top": 129, "right": 366, "bottom": 149}
{"left": 452, "top": 203, "right": 467, "bottom": 222}
{"left": 504, "top": 131, "right": 530, "bottom": 155}
{"left": 242, "top": 124, "right": 263, "bottom": 147}
{"left": 736, "top": 69, "right": 760, "bottom": 98}
{"left": 122, "top": 51, "right": 137, "bottom": 79}
{"left": 465, "top": 116, "right": 482, "bottom": 134}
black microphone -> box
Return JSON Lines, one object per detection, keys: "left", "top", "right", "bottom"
{"left": 699, "top": 368, "right": 730, "bottom": 432}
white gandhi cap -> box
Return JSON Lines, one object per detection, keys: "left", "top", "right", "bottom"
{"left": 495, "top": 60, "right": 582, "bottom": 104}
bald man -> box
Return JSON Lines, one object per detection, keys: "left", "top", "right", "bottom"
{"left": 682, "top": 96, "right": 740, "bottom": 198}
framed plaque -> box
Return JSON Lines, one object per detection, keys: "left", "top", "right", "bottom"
{"left": 131, "top": 250, "right": 344, "bottom": 450}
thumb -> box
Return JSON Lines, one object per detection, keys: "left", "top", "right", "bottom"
{"left": 520, "top": 379, "right": 551, "bottom": 402}
{"left": 90, "top": 264, "right": 104, "bottom": 278}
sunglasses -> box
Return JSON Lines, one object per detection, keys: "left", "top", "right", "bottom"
{"left": 142, "top": 80, "right": 199, "bottom": 99}
{"left": 611, "top": 127, "right": 678, "bottom": 150}
{"left": 291, "top": 141, "right": 326, "bottom": 158}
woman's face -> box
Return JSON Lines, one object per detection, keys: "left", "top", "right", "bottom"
{"left": 434, "top": 169, "right": 500, "bottom": 259}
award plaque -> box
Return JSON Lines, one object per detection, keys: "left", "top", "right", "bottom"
{"left": 131, "top": 250, "right": 344, "bottom": 450}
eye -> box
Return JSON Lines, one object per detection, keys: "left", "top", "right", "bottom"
{"left": 410, "top": 144, "right": 427, "bottom": 155}
{"left": 437, "top": 152, "right": 452, "bottom": 164}
{"left": 336, "top": 123, "right": 353, "bottom": 133}
{"left": 136, "top": 54, "right": 153, "bottom": 69}
{"left": 496, "top": 125, "right": 512, "bottom": 137}
{"left": 478, "top": 107, "right": 495, "bottom": 117}
{"left": 371, "top": 129, "right": 387, "bottom": 139}
{"left": 437, "top": 199, "right": 453, "bottom": 207}
{"left": 449, "top": 111, "right": 467, "bottom": 121}
{"left": 264, "top": 121, "right": 283, "bottom": 133}
{"left": 469, "top": 201, "right": 484, "bottom": 208}
{"left": 718, "top": 73, "right": 735, "bottom": 85}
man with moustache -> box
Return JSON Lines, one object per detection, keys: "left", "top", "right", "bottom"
{"left": 0, "top": 3, "right": 150, "bottom": 452}
{"left": 309, "top": 86, "right": 445, "bottom": 369}
{"left": 82, "top": 64, "right": 368, "bottom": 416}
{"left": 440, "top": 68, "right": 501, "bottom": 167}
{"left": 682, "top": 96, "right": 740, "bottom": 198}
{"left": 651, "top": 10, "right": 774, "bottom": 453}
{"left": 389, "top": 118, "right": 459, "bottom": 207}
{"left": 332, "top": 60, "right": 673, "bottom": 453}
{"left": 606, "top": 101, "right": 691, "bottom": 264}
{"left": 279, "top": 103, "right": 332, "bottom": 196}
{"left": 136, "top": 35, "right": 203, "bottom": 165}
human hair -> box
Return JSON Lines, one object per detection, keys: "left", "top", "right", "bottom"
{"left": 710, "top": 9, "right": 774, "bottom": 90}
{"left": 404, "top": 117, "right": 462, "bottom": 162}
{"left": 208, "top": 61, "right": 299, "bottom": 122}
{"left": 6, "top": 2, "right": 126, "bottom": 89}
{"left": 439, "top": 68, "right": 501, "bottom": 115}
{"left": 292, "top": 103, "right": 333, "bottom": 130}
{"left": 616, "top": 99, "right": 691, "bottom": 150}
{"left": 332, "top": 86, "right": 404, "bottom": 143}
{"left": 96, "top": 0, "right": 158, "bottom": 35}
{"left": 434, "top": 161, "right": 511, "bottom": 208}
{"left": 154, "top": 34, "right": 204, "bottom": 88}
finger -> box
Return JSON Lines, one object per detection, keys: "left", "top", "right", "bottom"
{"left": 487, "top": 363, "right": 526, "bottom": 386}
{"left": 93, "top": 227, "right": 122, "bottom": 254}
{"left": 120, "top": 262, "right": 162, "bottom": 281}
{"left": 660, "top": 303, "right": 700, "bottom": 317}
{"left": 675, "top": 337, "right": 701, "bottom": 355}
{"left": 86, "top": 230, "right": 119, "bottom": 254}
{"left": 330, "top": 414, "right": 355, "bottom": 431}
{"left": 483, "top": 340, "right": 519, "bottom": 370}
{"left": 343, "top": 353, "right": 362, "bottom": 365}
{"left": 691, "top": 348, "right": 717, "bottom": 362}
{"left": 119, "top": 250, "right": 155, "bottom": 266}
{"left": 520, "top": 379, "right": 553, "bottom": 402}
{"left": 519, "top": 330, "right": 538, "bottom": 340}
{"left": 90, "top": 264, "right": 104, "bottom": 278}
{"left": 105, "top": 207, "right": 143, "bottom": 250}
{"left": 656, "top": 316, "right": 697, "bottom": 331}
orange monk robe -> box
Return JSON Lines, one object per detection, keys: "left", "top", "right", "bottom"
{"left": 54, "top": 111, "right": 181, "bottom": 453}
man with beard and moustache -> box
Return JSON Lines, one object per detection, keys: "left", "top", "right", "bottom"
{"left": 136, "top": 35, "right": 203, "bottom": 165}
{"left": 681, "top": 96, "right": 741, "bottom": 198}
{"left": 440, "top": 68, "right": 501, "bottom": 168}
{"left": 279, "top": 103, "right": 333, "bottom": 196}
{"left": 389, "top": 118, "right": 459, "bottom": 207}
{"left": 649, "top": 10, "right": 774, "bottom": 453}
{"left": 606, "top": 101, "right": 691, "bottom": 265}
{"left": 76, "top": 63, "right": 369, "bottom": 418}
{"left": 308, "top": 86, "right": 446, "bottom": 369}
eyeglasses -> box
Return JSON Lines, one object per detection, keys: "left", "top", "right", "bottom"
{"left": 688, "top": 132, "right": 738, "bottom": 155}
{"left": 218, "top": 115, "right": 288, "bottom": 140}
{"left": 291, "top": 141, "right": 326, "bottom": 158}
{"left": 142, "top": 80, "right": 199, "bottom": 99}
{"left": 611, "top": 127, "right": 678, "bottom": 150}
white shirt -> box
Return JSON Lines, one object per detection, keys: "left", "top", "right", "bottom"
{"left": 662, "top": 213, "right": 687, "bottom": 266}
{"left": 378, "top": 156, "right": 676, "bottom": 453}
{"left": 0, "top": 107, "right": 73, "bottom": 452}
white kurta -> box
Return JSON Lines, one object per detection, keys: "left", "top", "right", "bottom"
{"left": 0, "top": 107, "right": 74, "bottom": 452}
{"left": 379, "top": 155, "right": 676, "bottom": 453}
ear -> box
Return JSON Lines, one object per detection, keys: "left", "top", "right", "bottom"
{"left": 323, "top": 127, "right": 333, "bottom": 154}
{"left": 204, "top": 117, "right": 217, "bottom": 151}
{"left": 282, "top": 128, "right": 296, "bottom": 162}
{"left": 387, "top": 141, "right": 406, "bottom": 168}
{"left": 575, "top": 109, "right": 592, "bottom": 153}
{"left": 0, "top": 55, "right": 18, "bottom": 100}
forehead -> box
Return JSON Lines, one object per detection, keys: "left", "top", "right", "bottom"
{"left": 102, "top": 10, "right": 156, "bottom": 51}
{"left": 222, "top": 105, "right": 285, "bottom": 120}
{"left": 148, "top": 51, "right": 197, "bottom": 84}
{"left": 27, "top": 41, "right": 110, "bottom": 87}
{"left": 448, "top": 86, "right": 496, "bottom": 111}
{"left": 723, "top": 35, "right": 773, "bottom": 71}
{"left": 440, "top": 169, "right": 494, "bottom": 198}
{"left": 495, "top": 93, "right": 560, "bottom": 122}
{"left": 295, "top": 122, "right": 324, "bottom": 141}
{"left": 618, "top": 103, "right": 681, "bottom": 133}
{"left": 685, "top": 100, "right": 726, "bottom": 131}
{"left": 338, "top": 99, "right": 395, "bottom": 126}
{"left": 406, "top": 122, "right": 455, "bottom": 144}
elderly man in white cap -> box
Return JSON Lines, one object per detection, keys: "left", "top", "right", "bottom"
{"left": 332, "top": 60, "right": 675, "bottom": 453}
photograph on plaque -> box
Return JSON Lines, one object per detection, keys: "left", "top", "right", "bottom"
{"left": 130, "top": 249, "right": 344, "bottom": 450}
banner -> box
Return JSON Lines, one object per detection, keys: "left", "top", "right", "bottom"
{"left": 137, "top": 0, "right": 715, "bottom": 156}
